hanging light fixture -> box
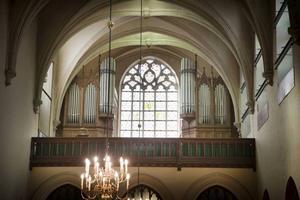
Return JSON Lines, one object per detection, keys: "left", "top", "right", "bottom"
{"left": 80, "top": 0, "right": 130, "bottom": 199}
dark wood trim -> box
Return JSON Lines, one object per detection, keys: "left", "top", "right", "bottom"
{"left": 30, "top": 137, "right": 256, "bottom": 170}
{"left": 241, "top": 107, "right": 250, "bottom": 122}
{"left": 255, "top": 79, "right": 268, "bottom": 101}
{"left": 275, "top": 37, "right": 294, "bottom": 70}
{"left": 240, "top": 82, "right": 246, "bottom": 93}
{"left": 274, "top": 0, "right": 288, "bottom": 26}
{"left": 42, "top": 88, "right": 52, "bottom": 101}
{"left": 254, "top": 49, "right": 262, "bottom": 66}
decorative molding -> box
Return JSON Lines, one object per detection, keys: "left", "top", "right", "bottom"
{"left": 255, "top": 79, "right": 268, "bottom": 101}
{"left": 33, "top": 99, "right": 43, "bottom": 114}
{"left": 246, "top": 100, "right": 254, "bottom": 114}
{"left": 183, "top": 172, "right": 254, "bottom": 200}
{"left": 5, "top": 0, "right": 49, "bottom": 86}
{"left": 288, "top": 0, "right": 300, "bottom": 45}
{"left": 233, "top": 122, "right": 241, "bottom": 137}
{"left": 5, "top": 68, "right": 16, "bottom": 86}
{"left": 262, "top": 70, "right": 273, "bottom": 86}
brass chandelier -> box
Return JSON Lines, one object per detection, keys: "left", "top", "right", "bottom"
{"left": 80, "top": 155, "right": 130, "bottom": 199}
{"left": 80, "top": 0, "right": 130, "bottom": 199}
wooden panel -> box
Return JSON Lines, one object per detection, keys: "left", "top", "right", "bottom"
{"left": 30, "top": 137, "right": 255, "bottom": 170}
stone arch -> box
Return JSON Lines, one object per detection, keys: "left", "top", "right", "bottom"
{"left": 35, "top": 0, "right": 247, "bottom": 125}
{"left": 46, "top": 184, "right": 81, "bottom": 200}
{"left": 183, "top": 172, "right": 253, "bottom": 200}
{"left": 54, "top": 35, "right": 240, "bottom": 134}
{"left": 197, "top": 185, "right": 238, "bottom": 200}
{"left": 128, "top": 172, "right": 174, "bottom": 200}
{"left": 31, "top": 172, "right": 80, "bottom": 200}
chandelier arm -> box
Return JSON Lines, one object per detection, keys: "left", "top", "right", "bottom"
{"left": 80, "top": 1, "right": 130, "bottom": 199}
{"left": 105, "top": 0, "right": 113, "bottom": 154}
{"left": 137, "top": 0, "right": 143, "bottom": 137}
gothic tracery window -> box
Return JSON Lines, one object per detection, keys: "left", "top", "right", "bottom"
{"left": 120, "top": 59, "right": 179, "bottom": 138}
{"left": 126, "top": 184, "right": 162, "bottom": 200}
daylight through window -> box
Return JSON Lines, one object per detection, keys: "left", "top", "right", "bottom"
{"left": 120, "top": 59, "right": 179, "bottom": 138}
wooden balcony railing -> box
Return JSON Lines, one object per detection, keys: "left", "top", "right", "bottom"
{"left": 30, "top": 137, "right": 256, "bottom": 170}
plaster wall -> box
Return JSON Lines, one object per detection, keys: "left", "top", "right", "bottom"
{"left": 0, "top": 19, "right": 38, "bottom": 199}
{"left": 253, "top": 44, "right": 300, "bottom": 199}
{"left": 29, "top": 167, "right": 256, "bottom": 200}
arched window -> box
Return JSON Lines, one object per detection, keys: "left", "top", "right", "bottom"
{"left": 126, "top": 184, "right": 163, "bottom": 200}
{"left": 84, "top": 83, "right": 96, "bottom": 123}
{"left": 263, "top": 189, "right": 270, "bottom": 200}
{"left": 47, "top": 184, "right": 81, "bottom": 200}
{"left": 199, "top": 84, "right": 211, "bottom": 124}
{"left": 120, "top": 59, "right": 178, "bottom": 138}
{"left": 197, "top": 185, "right": 238, "bottom": 200}
{"left": 67, "top": 82, "right": 80, "bottom": 123}
{"left": 286, "top": 177, "right": 300, "bottom": 200}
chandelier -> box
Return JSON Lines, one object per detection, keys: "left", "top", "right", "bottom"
{"left": 80, "top": 0, "right": 130, "bottom": 199}
{"left": 80, "top": 156, "right": 130, "bottom": 199}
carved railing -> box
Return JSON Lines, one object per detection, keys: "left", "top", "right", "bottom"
{"left": 30, "top": 137, "right": 255, "bottom": 170}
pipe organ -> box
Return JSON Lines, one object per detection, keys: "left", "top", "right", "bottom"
{"left": 59, "top": 56, "right": 236, "bottom": 138}
{"left": 197, "top": 70, "right": 229, "bottom": 126}
{"left": 58, "top": 58, "right": 117, "bottom": 137}
{"left": 181, "top": 66, "right": 236, "bottom": 138}
{"left": 99, "top": 57, "right": 116, "bottom": 114}
{"left": 180, "top": 58, "right": 196, "bottom": 114}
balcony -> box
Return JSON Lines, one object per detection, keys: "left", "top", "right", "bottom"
{"left": 30, "top": 137, "right": 256, "bottom": 170}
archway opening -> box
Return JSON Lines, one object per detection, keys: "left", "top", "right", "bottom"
{"left": 126, "top": 184, "right": 163, "bottom": 200}
{"left": 46, "top": 184, "right": 81, "bottom": 200}
{"left": 286, "top": 177, "right": 300, "bottom": 200}
{"left": 263, "top": 189, "right": 270, "bottom": 200}
{"left": 197, "top": 185, "right": 238, "bottom": 200}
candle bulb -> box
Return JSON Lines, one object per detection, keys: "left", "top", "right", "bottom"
{"left": 109, "top": 161, "right": 112, "bottom": 172}
{"left": 80, "top": 174, "right": 84, "bottom": 189}
{"left": 120, "top": 157, "right": 124, "bottom": 178}
{"left": 94, "top": 156, "right": 98, "bottom": 163}
{"left": 126, "top": 173, "right": 130, "bottom": 190}
{"left": 88, "top": 176, "right": 91, "bottom": 191}
{"left": 85, "top": 158, "right": 90, "bottom": 176}
{"left": 95, "top": 162, "right": 99, "bottom": 176}
{"left": 124, "top": 159, "right": 128, "bottom": 175}
{"left": 85, "top": 173, "right": 88, "bottom": 188}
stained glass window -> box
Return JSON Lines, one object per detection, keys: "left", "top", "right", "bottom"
{"left": 120, "top": 59, "right": 179, "bottom": 138}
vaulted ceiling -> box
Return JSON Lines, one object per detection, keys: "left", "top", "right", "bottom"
{"left": 5, "top": 0, "right": 274, "bottom": 124}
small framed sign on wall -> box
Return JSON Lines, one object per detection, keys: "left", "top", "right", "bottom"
{"left": 257, "top": 92, "right": 269, "bottom": 131}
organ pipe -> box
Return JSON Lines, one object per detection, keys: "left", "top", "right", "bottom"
{"left": 180, "top": 58, "right": 196, "bottom": 114}
{"left": 100, "top": 57, "right": 116, "bottom": 114}
{"left": 215, "top": 84, "right": 226, "bottom": 124}
{"left": 84, "top": 83, "right": 96, "bottom": 123}
{"left": 67, "top": 83, "right": 80, "bottom": 123}
{"left": 199, "top": 84, "right": 210, "bottom": 124}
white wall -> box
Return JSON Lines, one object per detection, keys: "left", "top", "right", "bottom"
{"left": 254, "top": 44, "right": 300, "bottom": 200}
{"left": 28, "top": 167, "right": 256, "bottom": 200}
{"left": 0, "top": 18, "right": 38, "bottom": 199}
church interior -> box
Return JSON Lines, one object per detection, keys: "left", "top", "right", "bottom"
{"left": 0, "top": 0, "right": 300, "bottom": 199}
